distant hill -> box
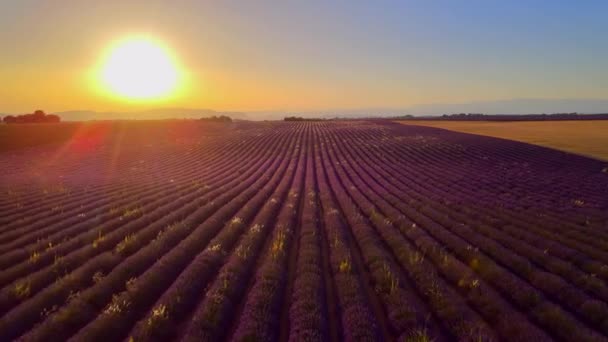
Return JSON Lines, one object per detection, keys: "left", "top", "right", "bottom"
{"left": 55, "top": 108, "right": 249, "bottom": 121}
{"left": 3, "top": 98, "right": 608, "bottom": 121}
{"left": 394, "top": 113, "right": 608, "bottom": 121}
{"left": 400, "top": 99, "right": 608, "bottom": 116}
{"left": 264, "top": 99, "right": 608, "bottom": 119}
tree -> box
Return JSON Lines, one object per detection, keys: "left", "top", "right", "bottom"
{"left": 33, "top": 110, "right": 46, "bottom": 118}
{"left": 2, "top": 110, "right": 61, "bottom": 124}
{"left": 3, "top": 115, "right": 16, "bottom": 124}
{"left": 200, "top": 115, "right": 232, "bottom": 122}
{"left": 45, "top": 114, "right": 60, "bottom": 123}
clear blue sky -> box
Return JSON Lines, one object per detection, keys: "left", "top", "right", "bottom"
{"left": 1, "top": 0, "right": 607, "bottom": 114}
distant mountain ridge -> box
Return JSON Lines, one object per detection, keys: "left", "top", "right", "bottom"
{"left": 400, "top": 98, "right": 608, "bottom": 116}
{"left": 3, "top": 98, "right": 608, "bottom": 121}
{"left": 283, "top": 99, "right": 608, "bottom": 119}
{"left": 54, "top": 108, "right": 249, "bottom": 122}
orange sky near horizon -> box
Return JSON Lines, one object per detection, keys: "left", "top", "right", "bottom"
{"left": 1, "top": 1, "right": 607, "bottom": 115}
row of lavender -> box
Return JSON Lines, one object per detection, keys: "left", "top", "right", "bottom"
{"left": 0, "top": 122, "right": 301, "bottom": 340}
{"left": 312, "top": 121, "right": 608, "bottom": 340}
{"left": 1, "top": 120, "right": 607, "bottom": 341}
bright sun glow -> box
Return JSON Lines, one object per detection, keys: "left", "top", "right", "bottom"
{"left": 100, "top": 37, "right": 180, "bottom": 100}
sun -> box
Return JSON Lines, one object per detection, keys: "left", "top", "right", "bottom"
{"left": 100, "top": 37, "right": 180, "bottom": 100}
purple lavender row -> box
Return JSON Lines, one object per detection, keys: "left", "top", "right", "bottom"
{"left": 0, "top": 182, "right": 109, "bottom": 224}
{"left": 18, "top": 125, "right": 293, "bottom": 342}
{"left": 0, "top": 161, "right": 127, "bottom": 226}
{"left": 309, "top": 124, "right": 382, "bottom": 341}
{"left": 0, "top": 126, "right": 249, "bottom": 251}
{"left": 331, "top": 125, "right": 558, "bottom": 340}
{"left": 352, "top": 124, "right": 608, "bottom": 296}
{"left": 394, "top": 121, "right": 607, "bottom": 209}
{"left": 320, "top": 125, "right": 501, "bottom": 341}
{"left": 0, "top": 142, "right": 237, "bottom": 282}
{"left": 179, "top": 124, "right": 307, "bottom": 341}
{"left": 177, "top": 125, "right": 303, "bottom": 340}
{"left": 0, "top": 186, "right": 184, "bottom": 316}
{"left": 354, "top": 130, "right": 599, "bottom": 298}
{"left": 286, "top": 125, "right": 331, "bottom": 342}
{"left": 0, "top": 124, "right": 266, "bottom": 257}
{"left": 428, "top": 207, "right": 608, "bottom": 335}
{"left": 121, "top": 125, "right": 306, "bottom": 340}
{"left": 0, "top": 182, "right": 145, "bottom": 242}
{"left": 0, "top": 121, "right": 263, "bottom": 229}
{"left": 405, "top": 200, "right": 604, "bottom": 340}
{"left": 317, "top": 128, "right": 451, "bottom": 340}
{"left": 358, "top": 125, "right": 608, "bottom": 291}
{"left": 69, "top": 125, "right": 305, "bottom": 342}
{"left": 351, "top": 124, "right": 608, "bottom": 280}
{"left": 0, "top": 129, "right": 217, "bottom": 231}
{"left": 0, "top": 127, "right": 276, "bottom": 318}
{"left": 340, "top": 123, "right": 594, "bottom": 338}
{"left": 1, "top": 124, "right": 262, "bottom": 265}
{"left": 230, "top": 125, "right": 309, "bottom": 341}
{"left": 445, "top": 203, "right": 608, "bottom": 285}
{"left": 2, "top": 127, "right": 291, "bottom": 341}
{"left": 377, "top": 122, "right": 607, "bottom": 227}
{"left": 374, "top": 124, "right": 608, "bottom": 249}
{"left": 0, "top": 120, "right": 229, "bottom": 227}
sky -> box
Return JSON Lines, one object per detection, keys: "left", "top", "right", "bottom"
{"left": 1, "top": 0, "right": 607, "bottom": 115}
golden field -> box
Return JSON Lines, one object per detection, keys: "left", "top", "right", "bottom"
{"left": 397, "top": 120, "right": 608, "bottom": 161}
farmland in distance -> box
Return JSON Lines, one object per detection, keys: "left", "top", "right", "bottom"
{"left": 397, "top": 120, "right": 608, "bottom": 161}
{"left": 1, "top": 120, "right": 608, "bottom": 341}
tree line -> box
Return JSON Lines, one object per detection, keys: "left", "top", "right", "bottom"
{"left": 199, "top": 115, "right": 232, "bottom": 122}
{"left": 283, "top": 116, "right": 326, "bottom": 121}
{"left": 394, "top": 113, "right": 608, "bottom": 121}
{"left": 2, "top": 110, "right": 61, "bottom": 124}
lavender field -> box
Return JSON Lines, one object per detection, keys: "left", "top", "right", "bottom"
{"left": 1, "top": 120, "right": 608, "bottom": 341}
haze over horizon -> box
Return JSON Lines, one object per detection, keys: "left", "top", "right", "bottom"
{"left": 5, "top": 98, "right": 608, "bottom": 122}
{"left": 1, "top": 1, "right": 608, "bottom": 118}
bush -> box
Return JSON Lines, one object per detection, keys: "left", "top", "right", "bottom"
{"left": 283, "top": 116, "right": 325, "bottom": 121}
{"left": 3, "top": 115, "right": 16, "bottom": 124}
{"left": 3, "top": 110, "right": 61, "bottom": 124}
{"left": 200, "top": 115, "right": 232, "bottom": 123}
